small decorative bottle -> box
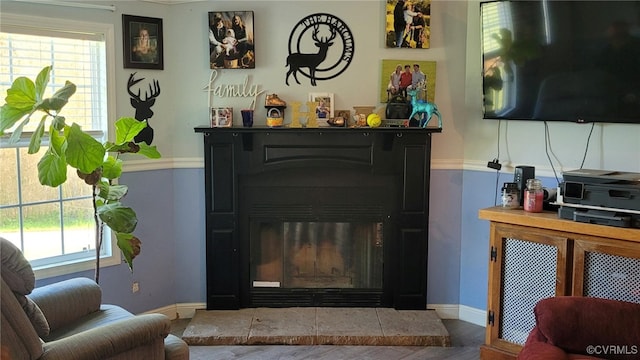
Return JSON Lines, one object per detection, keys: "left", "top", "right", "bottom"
{"left": 524, "top": 178, "right": 544, "bottom": 212}
{"left": 501, "top": 182, "right": 520, "bottom": 209}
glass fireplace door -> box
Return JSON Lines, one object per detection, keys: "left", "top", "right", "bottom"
{"left": 251, "top": 222, "right": 383, "bottom": 290}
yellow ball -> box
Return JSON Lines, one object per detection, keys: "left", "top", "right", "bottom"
{"left": 367, "top": 113, "right": 381, "bottom": 128}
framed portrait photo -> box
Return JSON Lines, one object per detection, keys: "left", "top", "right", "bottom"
{"left": 309, "top": 92, "right": 334, "bottom": 120}
{"left": 380, "top": 59, "right": 436, "bottom": 103}
{"left": 211, "top": 107, "right": 233, "bottom": 127}
{"left": 385, "top": 0, "right": 431, "bottom": 49}
{"left": 208, "top": 11, "right": 255, "bottom": 69}
{"left": 123, "top": 14, "right": 164, "bottom": 70}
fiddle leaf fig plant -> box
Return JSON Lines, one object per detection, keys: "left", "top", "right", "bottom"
{"left": 0, "top": 65, "right": 161, "bottom": 283}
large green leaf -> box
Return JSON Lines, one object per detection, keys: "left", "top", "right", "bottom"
{"left": 0, "top": 104, "right": 31, "bottom": 135}
{"left": 115, "top": 117, "right": 146, "bottom": 144}
{"left": 5, "top": 77, "right": 36, "bottom": 110}
{"left": 37, "top": 150, "right": 68, "bottom": 187}
{"left": 64, "top": 123, "right": 105, "bottom": 174}
{"left": 8, "top": 118, "right": 28, "bottom": 145}
{"left": 38, "top": 81, "right": 76, "bottom": 112}
{"left": 115, "top": 232, "right": 140, "bottom": 271}
{"left": 98, "top": 202, "right": 137, "bottom": 233}
{"left": 27, "top": 115, "right": 48, "bottom": 154}
{"left": 99, "top": 184, "right": 128, "bottom": 202}
{"left": 101, "top": 155, "right": 123, "bottom": 180}
{"left": 137, "top": 143, "right": 162, "bottom": 159}
{"left": 103, "top": 142, "right": 131, "bottom": 153}
{"left": 52, "top": 115, "right": 66, "bottom": 131}
{"left": 49, "top": 125, "right": 68, "bottom": 157}
{"left": 34, "top": 66, "right": 51, "bottom": 102}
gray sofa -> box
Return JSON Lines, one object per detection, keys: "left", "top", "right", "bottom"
{"left": 1, "top": 237, "right": 189, "bottom": 360}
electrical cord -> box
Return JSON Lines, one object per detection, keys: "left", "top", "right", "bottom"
{"left": 579, "top": 122, "right": 595, "bottom": 169}
{"left": 543, "top": 121, "right": 596, "bottom": 187}
{"left": 493, "top": 120, "right": 502, "bottom": 206}
{"left": 543, "top": 121, "right": 561, "bottom": 185}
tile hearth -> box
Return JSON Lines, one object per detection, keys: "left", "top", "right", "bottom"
{"left": 181, "top": 307, "right": 451, "bottom": 346}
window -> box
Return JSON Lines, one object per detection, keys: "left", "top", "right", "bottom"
{"left": 0, "top": 14, "right": 117, "bottom": 278}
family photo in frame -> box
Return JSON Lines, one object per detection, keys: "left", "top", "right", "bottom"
{"left": 211, "top": 107, "right": 233, "bottom": 127}
{"left": 309, "top": 92, "right": 334, "bottom": 120}
{"left": 123, "top": 15, "right": 163, "bottom": 70}
{"left": 380, "top": 60, "right": 436, "bottom": 103}
{"left": 386, "top": 0, "right": 431, "bottom": 49}
{"left": 208, "top": 11, "right": 255, "bottom": 69}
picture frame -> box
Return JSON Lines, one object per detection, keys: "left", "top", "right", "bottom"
{"left": 385, "top": 0, "right": 431, "bottom": 49}
{"left": 335, "top": 109, "right": 351, "bottom": 121}
{"left": 211, "top": 107, "right": 233, "bottom": 127}
{"left": 208, "top": 11, "right": 255, "bottom": 69}
{"left": 123, "top": 15, "right": 164, "bottom": 70}
{"left": 380, "top": 60, "right": 437, "bottom": 103}
{"left": 308, "top": 92, "right": 334, "bottom": 119}
{"left": 334, "top": 109, "right": 350, "bottom": 126}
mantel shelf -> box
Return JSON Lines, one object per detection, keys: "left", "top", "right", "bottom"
{"left": 194, "top": 125, "right": 442, "bottom": 134}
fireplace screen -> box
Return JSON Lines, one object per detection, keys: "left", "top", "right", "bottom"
{"left": 251, "top": 222, "right": 383, "bottom": 289}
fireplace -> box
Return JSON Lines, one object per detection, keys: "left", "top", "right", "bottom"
{"left": 195, "top": 127, "right": 440, "bottom": 310}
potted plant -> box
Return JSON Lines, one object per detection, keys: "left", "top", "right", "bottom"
{"left": 0, "top": 66, "right": 161, "bottom": 283}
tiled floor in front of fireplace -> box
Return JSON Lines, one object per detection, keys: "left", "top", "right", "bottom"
{"left": 180, "top": 307, "right": 451, "bottom": 347}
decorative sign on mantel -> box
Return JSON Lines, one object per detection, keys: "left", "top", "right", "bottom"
{"left": 202, "top": 70, "right": 265, "bottom": 125}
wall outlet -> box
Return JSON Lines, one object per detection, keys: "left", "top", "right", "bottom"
{"left": 132, "top": 282, "right": 140, "bottom": 293}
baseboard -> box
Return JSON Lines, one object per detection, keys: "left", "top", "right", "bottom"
{"left": 143, "top": 302, "right": 206, "bottom": 320}
{"left": 176, "top": 302, "right": 206, "bottom": 319}
{"left": 458, "top": 304, "right": 487, "bottom": 327}
{"left": 427, "top": 304, "right": 486, "bottom": 327}
{"left": 143, "top": 304, "right": 177, "bottom": 319}
{"left": 427, "top": 303, "right": 459, "bottom": 319}
{"left": 146, "top": 302, "right": 486, "bottom": 327}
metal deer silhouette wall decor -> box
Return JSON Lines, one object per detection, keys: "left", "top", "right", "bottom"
{"left": 127, "top": 73, "right": 160, "bottom": 145}
{"left": 286, "top": 13, "right": 354, "bottom": 86}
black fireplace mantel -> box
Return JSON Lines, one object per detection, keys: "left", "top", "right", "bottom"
{"left": 194, "top": 126, "right": 440, "bottom": 310}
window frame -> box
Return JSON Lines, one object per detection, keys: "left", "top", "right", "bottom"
{"left": 0, "top": 12, "right": 119, "bottom": 279}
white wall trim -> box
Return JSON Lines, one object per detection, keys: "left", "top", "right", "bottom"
{"left": 122, "top": 157, "right": 560, "bottom": 178}
{"left": 143, "top": 304, "right": 178, "bottom": 319}
{"left": 143, "top": 302, "right": 206, "bottom": 320}
{"left": 458, "top": 305, "right": 487, "bottom": 327}
{"left": 10, "top": 0, "right": 116, "bottom": 11}
{"left": 427, "top": 303, "right": 486, "bottom": 327}
{"left": 431, "top": 159, "right": 465, "bottom": 170}
{"left": 427, "top": 303, "right": 459, "bottom": 319}
{"left": 121, "top": 158, "right": 204, "bottom": 172}
{"left": 145, "top": 302, "right": 486, "bottom": 328}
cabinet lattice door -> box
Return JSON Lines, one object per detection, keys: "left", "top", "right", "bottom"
{"left": 500, "top": 238, "right": 558, "bottom": 344}
{"left": 573, "top": 238, "right": 640, "bottom": 304}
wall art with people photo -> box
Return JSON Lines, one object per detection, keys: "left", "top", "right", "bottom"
{"left": 123, "top": 15, "right": 163, "bottom": 70}
{"left": 385, "top": 0, "right": 431, "bottom": 49}
{"left": 380, "top": 60, "right": 436, "bottom": 103}
{"left": 211, "top": 107, "right": 233, "bottom": 127}
{"left": 208, "top": 11, "right": 255, "bottom": 69}
{"left": 309, "top": 93, "right": 334, "bottom": 120}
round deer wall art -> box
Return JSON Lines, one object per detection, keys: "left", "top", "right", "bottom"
{"left": 286, "top": 13, "right": 355, "bottom": 86}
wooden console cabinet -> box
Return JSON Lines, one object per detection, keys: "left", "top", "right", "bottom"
{"left": 478, "top": 207, "right": 640, "bottom": 360}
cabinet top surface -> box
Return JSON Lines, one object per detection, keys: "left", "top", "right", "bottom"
{"left": 479, "top": 207, "right": 640, "bottom": 243}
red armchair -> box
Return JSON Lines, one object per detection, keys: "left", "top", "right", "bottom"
{"left": 518, "top": 296, "right": 640, "bottom": 360}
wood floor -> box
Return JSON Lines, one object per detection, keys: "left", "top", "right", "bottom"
{"left": 171, "top": 317, "right": 485, "bottom": 360}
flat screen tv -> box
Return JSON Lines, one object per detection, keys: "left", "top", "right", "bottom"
{"left": 481, "top": 0, "right": 640, "bottom": 124}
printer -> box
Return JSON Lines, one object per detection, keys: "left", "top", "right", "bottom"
{"left": 558, "top": 169, "right": 640, "bottom": 228}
